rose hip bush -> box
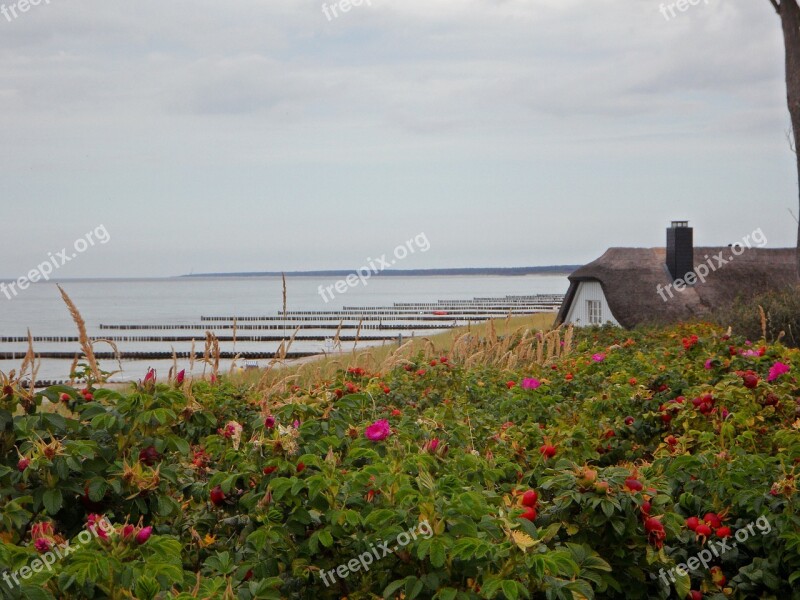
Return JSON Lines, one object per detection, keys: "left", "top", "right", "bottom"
{"left": 0, "top": 323, "right": 799, "bottom": 599}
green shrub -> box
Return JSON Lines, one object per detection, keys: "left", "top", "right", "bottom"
{"left": 713, "top": 285, "right": 800, "bottom": 347}
{"left": 1, "top": 323, "right": 799, "bottom": 599}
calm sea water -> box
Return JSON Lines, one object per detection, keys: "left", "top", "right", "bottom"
{"left": 0, "top": 275, "right": 568, "bottom": 382}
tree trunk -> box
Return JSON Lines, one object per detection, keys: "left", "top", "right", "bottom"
{"left": 778, "top": 0, "right": 800, "bottom": 276}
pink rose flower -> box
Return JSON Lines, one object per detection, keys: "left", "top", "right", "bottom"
{"left": 768, "top": 361, "right": 790, "bottom": 382}
{"left": 31, "top": 522, "right": 54, "bottom": 539}
{"left": 136, "top": 526, "right": 153, "bottom": 545}
{"left": 704, "top": 359, "right": 714, "bottom": 370}
{"left": 87, "top": 514, "right": 112, "bottom": 540}
{"left": 365, "top": 419, "right": 391, "bottom": 441}
{"left": 592, "top": 353, "right": 606, "bottom": 362}
{"left": 521, "top": 378, "right": 541, "bottom": 390}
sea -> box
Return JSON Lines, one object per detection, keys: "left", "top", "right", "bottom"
{"left": 0, "top": 275, "right": 569, "bottom": 384}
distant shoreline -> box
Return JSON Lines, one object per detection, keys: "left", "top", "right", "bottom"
{"left": 179, "top": 266, "right": 581, "bottom": 278}
{"left": 0, "top": 267, "right": 580, "bottom": 283}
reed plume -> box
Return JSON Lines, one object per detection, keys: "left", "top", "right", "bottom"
{"left": 57, "top": 285, "right": 101, "bottom": 382}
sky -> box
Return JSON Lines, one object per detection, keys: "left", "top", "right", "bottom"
{"left": 0, "top": 0, "right": 796, "bottom": 278}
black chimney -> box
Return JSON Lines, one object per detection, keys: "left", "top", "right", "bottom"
{"left": 666, "top": 221, "right": 693, "bottom": 281}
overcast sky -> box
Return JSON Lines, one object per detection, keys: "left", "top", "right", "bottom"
{"left": 0, "top": 0, "right": 795, "bottom": 277}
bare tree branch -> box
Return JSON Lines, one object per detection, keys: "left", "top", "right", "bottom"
{"left": 769, "top": 0, "right": 781, "bottom": 14}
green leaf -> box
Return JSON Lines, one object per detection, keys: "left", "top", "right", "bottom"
{"left": 318, "top": 530, "right": 334, "bottom": 548}
{"left": 429, "top": 539, "right": 446, "bottom": 568}
{"left": 87, "top": 478, "right": 107, "bottom": 502}
{"left": 406, "top": 577, "right": 424, "bottom": 599}
{"left": 134, "top": 575, "right": 160, "bottom": 600}
{"left": 673, "top": 570, "right": 691, "bottom": 600}
{"left": 43, "top": 488, "right": 63, "bottom": 515}
{"left": 364, "top": 509, "right": 396, "bottom": 530}
{"left": 501, "top": 580, "right": 519, "bottom": 600}
{"left": 415, "top": 538, "right": 431, "bottom": 560}
{"left": 269, "top": 478, "right": 294, "bottom": 501}
{"left": 167, "top": 435, "right": 190, "bottom": 455}
{"left": 19, "top": 585, "right": 55, "bottom": 600}
{"left": 306, "top": 475, "right": 328, "bottom": 500}
{"left": 157, "top": 494, "right": 178, "bottom": 517}
{"left": 344, "top": 509, "right": 362, "bottom": 527}
{"left": 383, "top": 579, "right": 407, "bottom": 598}
{"left": 436, "top": 588, "right": 458, "bottom": 600}
{"left": 247, "top": 527, "right": 270, "bottom": 552}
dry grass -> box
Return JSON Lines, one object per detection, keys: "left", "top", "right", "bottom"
{"left": 56, "top": 285, "right": 122, "bottom": 383}
{"left": 57, "top": 285, "right": 101, "bottom": 381}
{"left": 24, "top": 312, "right": 563, "bottom": 417}
{"left": 4, "top": 284, "right": 562, "bottom": 418}
{"left": 239, "top": 312, "right": 561, "bottom": 392}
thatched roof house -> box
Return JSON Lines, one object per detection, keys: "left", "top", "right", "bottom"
{"left": 556, "top": 222, "right": 796, "bottom": 329}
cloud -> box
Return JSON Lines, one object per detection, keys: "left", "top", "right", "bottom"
{"left": 0, "top": 0, "right": 793, "bottom": 276}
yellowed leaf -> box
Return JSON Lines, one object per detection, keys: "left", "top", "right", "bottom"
{"left": 511, "top": 530, "right": 539, "bottom": 550}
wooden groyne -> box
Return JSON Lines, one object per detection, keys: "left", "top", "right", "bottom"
{"left": 0, "top": 351, "right": 319, "bottom": 361}
{"left": 0, "top": 294, "right": 565, "bottom": 378}
{"left": 98, "top": 323, "right": 451, "bottom": 331}
{"left": 196, "top": 314, "right": 543, "bottom": 323}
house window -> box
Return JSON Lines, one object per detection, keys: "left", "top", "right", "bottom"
{"left": 587, "top": 300, "right": 602, "bottom": 325}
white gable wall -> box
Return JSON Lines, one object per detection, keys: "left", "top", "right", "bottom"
{"left": 564, "top": 280, "right": 620, "bottom": 327}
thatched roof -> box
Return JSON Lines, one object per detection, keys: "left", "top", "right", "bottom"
{"left": 556, "top": 247, "right": 797, "bottom": 329}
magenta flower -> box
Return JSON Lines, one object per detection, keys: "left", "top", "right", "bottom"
{"left": 176, "top": 369, "right": 185, "bottom": 384}
{"left": 767, "top": 361, "right": 790, "bottom": 382}
{"left": 135, "top": 526, "right": 153, "bottom": 545}
{"left": 264, "top": 415, "right": 276, "bottom": 429}
{"left": 143, "top": 368, "right": 156, "bottom": 384}
{"left": 424, "top": 438, "right": 448, "bottom": 455}
{"left": 223, "top": 421, "right": 242, "bottom": 439}
{"left": 87, "top": 514, "right": 110, "bottom": 540}
{"left": 704, "top": 359, "right": 714, "bottom": 370}
{"left": 364, "top": 419, "right": 391, "bottom": 441}
{"left": 592, "top": 353, "right": 606, "bottom": 362}
{"left": 521, "top": 378, "right": 541, "bottom": 390}
{"left": 34, "top": 538, "right": 51, "bottom": 553}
